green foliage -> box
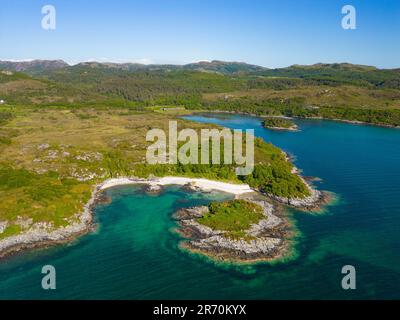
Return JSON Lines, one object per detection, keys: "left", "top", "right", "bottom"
{"left": 247, "top": 77, "right": 305, "bottom": 90}
{"left": 1, "top": 62, "right": 400, "bottom": 127}
{"left": 0, "top": 128, "right": 18, "bottom": 147}
{"left": 0, "top": 167, "right": 92, "bottom": 236}
{"left": 0, "top": 167, "right": 35, "bottom": 189}
{"left": 197, "top": 199, "right": 264, "bottom": 237}
{"left": 262, "top": 117, "right": 296, "bottom": 129}
{"left": 243, "top": 164, "right": 310, "bottom": 198}
{"left": 131, "top": 136, "right": 309, "bottom": 198}
{"left": 258, "top": 63, "right": 400, "bottom": 89}
{"left": 0, "top": 111, "right": 13, "bottom": 125}
{"left": 133, "top": 163, "right": 239, "bottom": 182}
{"left": 199, "top": 98, "right": 400, "bottom": 127}
{"left": 0, "top": 224, "right": 22, "bottom": 240}
{"left": 0, "top": 70, "right": 32, "bottom": 83}
{"left": 41, "top": 67, "right": 245, "bottom": 104}
{"left": 103, "top": 151, "right": 133, "bottom": 177}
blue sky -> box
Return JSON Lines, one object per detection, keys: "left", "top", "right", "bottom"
{"left": 0, "top": 0, "right": 399, "bottom": 68}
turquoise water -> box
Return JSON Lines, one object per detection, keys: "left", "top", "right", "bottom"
{"left": 1, "top": 114, "right": 400, "bottom": 299}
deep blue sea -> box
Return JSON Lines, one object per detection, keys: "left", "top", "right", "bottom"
{"left": 1, "top": 114, "right": 399, "bottom": 299}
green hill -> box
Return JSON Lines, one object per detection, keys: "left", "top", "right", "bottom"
{"left": 0, "top": 60, "right": 399, "bottom": 126}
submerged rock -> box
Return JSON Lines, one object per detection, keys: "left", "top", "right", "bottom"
{"left": 173, "top": 206, "right": 208, "bottom": 220}
{"left": 144, "top": 184, "right": 163, "bottom": 194}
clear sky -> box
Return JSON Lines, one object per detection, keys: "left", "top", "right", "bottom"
{"left": 0, "top": 0, "right": 399, "bottom": 68}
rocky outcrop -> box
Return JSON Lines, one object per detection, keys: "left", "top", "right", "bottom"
{"left": 263, "top": 124, "right": 299, "bottom": 132}
{"left": 264, "top": 171, "right": 331, "bottom": 211}
{"left": 173, "top": 206, "right": 209, "bottom": 220}
{"left": 192, "top": 235, "right": 282, "bottom": 254}
{"left": 268, "top": 187, "right": 331, "bottom": 211}
{"left": 0, "top": 221, "right": 7, "bottom": 234}
{"left": 144, "top": 184, "right": 163, "bottom": 195}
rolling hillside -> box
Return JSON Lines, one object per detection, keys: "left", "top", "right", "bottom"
{"left": 1, "top": 60, "right": 399, "bottom": 126}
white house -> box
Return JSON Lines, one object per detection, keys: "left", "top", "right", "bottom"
{"left": 0, "top": 99, "right": 5, "bottom": 104}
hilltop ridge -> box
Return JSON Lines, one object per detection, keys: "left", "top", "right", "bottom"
{"left": 2, "top": 59, "right": 398, "bottom": 75}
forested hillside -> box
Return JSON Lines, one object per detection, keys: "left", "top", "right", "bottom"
{"left": 1, "top": 60, "right": 399, "bottom": 126}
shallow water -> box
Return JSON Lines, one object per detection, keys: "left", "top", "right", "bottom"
{"left": 0, "top": 114, "right": 399, "bottom": 299}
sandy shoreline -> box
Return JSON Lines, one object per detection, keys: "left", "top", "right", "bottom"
{"left": 0, "top": 177, "right": 254, "bottom": 259}
{"left": 99, "top": 176, "right": 254, "bottom": 195}
{"left": 0, "top": 175, "right": 326, "bottom": 260}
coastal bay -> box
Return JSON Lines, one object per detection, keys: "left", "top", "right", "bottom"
{"left": 0, "top": 107, "right": 318, "bottom": 258}
{"left": 1, "top": 115, "right": 400, "bottom": 298}
{"left": 0, "top": 173, "right": 322, "bottom": 261}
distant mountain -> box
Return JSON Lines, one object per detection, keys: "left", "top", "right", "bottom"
{"left": 1, "top": 59, "right": 398, "bottom": 89}
{"left": 75, "top": 61, "right": 149, "bottom": 71}
{"left": 0, "top": 59, "right": 69, "bottom": 73}
{"left": 73, "top": 60, "right": 268, "bottom": 74}
{"left": 1, "top": 59, "right": 398, "bottom": 79}
{"left": 258, "top": 63, "right": 400, "bottom": 88}
{"left": 71, "top": 61, "right": 183, "bottom": 74}
{"left": 183, "top": 60, "right": 268, "bottom": 74}
{"left": 72, "top": 61, "right": 396, "bottom": 76}
{"left": 289, "top": 62, "right": 378, "bottom": 71}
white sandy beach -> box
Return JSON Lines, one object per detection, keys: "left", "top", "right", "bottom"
{"left": 99, "top": 176, "right": 254, "bottom": 195}
{"left": 1, "top": 174, "right": 328, "bottom": 258}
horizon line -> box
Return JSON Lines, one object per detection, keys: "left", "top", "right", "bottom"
{"left": 0, "top": 58, "right": 398, "bottom": 70}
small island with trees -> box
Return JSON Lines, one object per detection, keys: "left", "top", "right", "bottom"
{"left": 174, "top": 198, "right": 292, "bottom": 263}
{"left": 262, "top": 117, "right": 298, "bottom": 131}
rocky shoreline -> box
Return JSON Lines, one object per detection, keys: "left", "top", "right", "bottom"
{"left": 0, "top": 177, "right": 252, "bottom": 259}
{"left": 265, "top": 180, "right": 332, "bottom": 212}
{"left": 0, "top": 184, "right": 101, "bottom": 259}
{"left": 174, "top": 197, "right": 293, "bottom": 263}
{"left": 0, "top": 175, "right": 329, "bottom": 261}
{"left": 194, "top": 110, "right": 400, "bottom": 129}
{"left": 263, "top": 125, "right": 299, "bottom": 132}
